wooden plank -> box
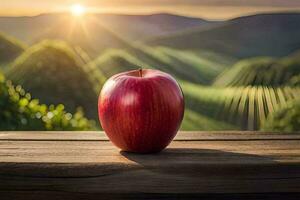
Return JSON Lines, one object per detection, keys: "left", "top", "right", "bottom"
{"left": 0, "top": 131, "right": 300, "bottom": 141}
{"left": 1, "top": 140, "right": 300, "bottom": 163}
{"left": 1, "top": 140, "right": 300, "bottom": 194}
{"left": 1, "top": 132, "right": 300, "bottom": 199}
{"left": 2, "top": 192, "right": 300, "bottom": 200}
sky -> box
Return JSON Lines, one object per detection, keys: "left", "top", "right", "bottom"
{"left": 1, "top": 0, "right": 300, "bottom": 19}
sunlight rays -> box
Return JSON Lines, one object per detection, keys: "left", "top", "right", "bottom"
{"left": 71, "top": 4, "right": 86, "bottom": 17}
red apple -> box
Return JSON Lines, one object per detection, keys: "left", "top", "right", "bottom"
{"left": 98, "top": 69, "right": 184, "bottom": 153}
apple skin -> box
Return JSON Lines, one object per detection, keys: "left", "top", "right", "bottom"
{"left": 98, "top": 69, "right": 184, "bottom": 153}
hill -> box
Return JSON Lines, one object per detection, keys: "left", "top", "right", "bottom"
{"left": 147, "top": 13, "right": 300, "bottom": 59}
{"left": 214, "top": 51, "right": 300, "bottom": 87}
{"left": 0, "top": 13, "right": 134, "bottom": 57}
{"left": 30, "top": 14, "right": 131, "bottom": 57}
{"left": 96, "top": 13, "right": 215, "bottom": 40}
{"left": 0, "top": 32, "right": 25, "bottom": 65}
{"left": 6, "top": 40, "right": 103, "bottom": 119}
{"left": 86, "top": 49, "right": 151, "bottom": 78}
{"left": 0, "top": 13, "right": 211, "bottom": 56}
{"left": 88, "top": 46, "right": 232, "bottom": 85}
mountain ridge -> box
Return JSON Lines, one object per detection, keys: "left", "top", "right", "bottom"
{"left": 0, "top": 13, "right": 212, "bottom": 44}
{"left": 146, "top": 12, "right": 300, "bottom": 59}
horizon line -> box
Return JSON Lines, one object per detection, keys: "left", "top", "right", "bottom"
{"left": 0, "top": 10, "right": 300, "bottom": 21}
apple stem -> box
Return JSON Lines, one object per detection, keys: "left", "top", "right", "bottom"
{"left": 139, "top": 68, "right": 143, "bottom": 77}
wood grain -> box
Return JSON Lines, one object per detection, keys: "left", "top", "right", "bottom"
{"left": 1, "top": 131, "right": 300, "bottom": 141}
{"left": 0, "top": 131, "right": 300, "bottom": 199}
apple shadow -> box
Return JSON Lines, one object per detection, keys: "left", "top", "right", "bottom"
{"left": 120, "top": 148, "right": 281, "bottom": 178}
{"left": 119, "top": 148, "right": 300, "bottom": 199}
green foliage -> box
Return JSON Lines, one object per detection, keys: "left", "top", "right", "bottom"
{"left": 0, "top": 73, "right": 94, "bottom": 131}
{"left": 214, "top": 54, "right": 300, "bottom": 87}
{"left": 0, "top": 32, "right": 26, "bottom": 64}
{"left": 262, "top": 100, "right": 300, "bottom": 132}
{"left": 6, "top": 40, "right": 102, "bottom": 119}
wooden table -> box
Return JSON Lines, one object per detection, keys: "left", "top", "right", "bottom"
{"left": 0, "top": 131, "right": 300, "bottom": 200}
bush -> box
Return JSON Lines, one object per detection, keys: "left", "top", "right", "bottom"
{"left": 262, "top": 100, "right": 300, "bottom": 132}
{"left": 0, "top": 73, "right": 95, "bottom": 131}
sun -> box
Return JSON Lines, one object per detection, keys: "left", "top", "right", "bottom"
{"left": 71, "top": 4, "right": 86, "bottom": 17}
